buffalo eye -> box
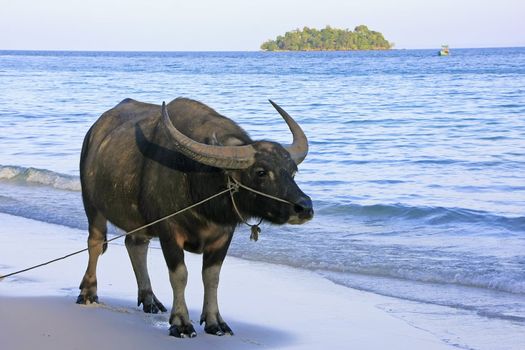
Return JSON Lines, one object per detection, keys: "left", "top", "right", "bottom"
{"left": 256, "top": 169, "right": 268, "bottom": 178}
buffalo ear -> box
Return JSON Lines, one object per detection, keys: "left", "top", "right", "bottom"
{"left": 221, "top": 136, "right": 246, "bottom": 147}
{"left": 207, "top": 133, "right": 245, "bottom": 147}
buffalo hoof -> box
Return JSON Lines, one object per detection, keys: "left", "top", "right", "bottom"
{"left": 204, "top": 322, "right": 234, "bottom": 336}
{"left": 76, "top": 293, "right": 99, "bottom": 304}
{"left": 169, "top": 324, "right": 197, "bottom": 338}
{"left": 138, "top": 293, "right": 167, "bottom": 314}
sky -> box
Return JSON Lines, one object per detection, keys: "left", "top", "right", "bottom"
{"left": 0, "top": 0, "right": 524, "bottom": 51}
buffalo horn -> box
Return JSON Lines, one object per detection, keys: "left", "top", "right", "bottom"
{"left": 269, "top": 100, "right": 309, "bottom": 165}
{"left": 161, "top": 102, "right": 256, "bottom": 169}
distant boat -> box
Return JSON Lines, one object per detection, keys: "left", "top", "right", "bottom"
{"left": 439, "top": 45, "right": 450, "bottom": 56}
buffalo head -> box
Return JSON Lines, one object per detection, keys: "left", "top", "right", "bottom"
{"left": 161, "top": 100, "right": 314, "bottom": 225}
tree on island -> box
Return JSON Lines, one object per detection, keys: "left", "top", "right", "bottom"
{"left": 261, "top": 25, "right": 392, "bottom": 51}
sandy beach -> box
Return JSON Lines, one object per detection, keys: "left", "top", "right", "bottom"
{"left": 0, "top": 213, "right": 453, "bottom": 349}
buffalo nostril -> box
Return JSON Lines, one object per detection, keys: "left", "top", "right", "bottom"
{"left": 293, "top": 197, "right": 313, "bottom": 216}
{"left": 294, "top": 204, "right": 305, "bottom": 213}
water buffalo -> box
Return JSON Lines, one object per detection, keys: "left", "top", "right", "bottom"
{"left": 77, "top": 97, "right": 313, "bottom": 337}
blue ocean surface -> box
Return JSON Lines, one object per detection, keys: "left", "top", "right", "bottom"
{"left": 1, "top": 48, "right": 524, "bottom": 349}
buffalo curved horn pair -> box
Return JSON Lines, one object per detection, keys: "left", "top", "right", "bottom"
{"left": 161, "top": 100, "right": 308, "bottom": 169}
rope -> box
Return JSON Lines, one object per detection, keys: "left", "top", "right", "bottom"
{"left": 228, "top": 177, "right": 263, "bottom": 241}
{"left": 0, "top": 187, "right": 232, "bottom": 280}
{"left": 0, "top": 177, "right": 295, "bottom": 280}
{"left": 229, "top": 177, "right": 294, "bottom": 205}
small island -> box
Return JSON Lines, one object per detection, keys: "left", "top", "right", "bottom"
{"left": 261, "top": 25, "right": 392, "bottom": 51}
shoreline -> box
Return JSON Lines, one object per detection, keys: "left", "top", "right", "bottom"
{"left": 0, "top": 212, "right": 453, "bottom": 350}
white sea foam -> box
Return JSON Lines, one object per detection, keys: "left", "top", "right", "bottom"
{"left": 0, "top": 165, "right": 81, "bottom": 191}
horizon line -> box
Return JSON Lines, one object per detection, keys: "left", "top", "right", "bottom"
{"left": 0, "top": 46, "right": 524, "bottom": 53}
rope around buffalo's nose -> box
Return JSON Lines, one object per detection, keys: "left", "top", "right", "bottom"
{"left": 228, "top": 177, "right": 263, "bottom": 241}
{"left": 227, "top": 177, "right": 296, "bottom": 241}
{"left": 0, "top": 177, "right": 295, "bottom": 280}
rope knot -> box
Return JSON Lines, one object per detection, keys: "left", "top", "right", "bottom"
{"left": 228, "top": 176, "right": 263, "bottom": 242}
{"left": 227, "top": 177, "right": 240, "bottom": 194}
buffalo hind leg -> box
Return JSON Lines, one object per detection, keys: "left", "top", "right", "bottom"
{"left": 200, "top": 234, "right": 234, "bottom": 336}
{"left": 77, "top": 212, "right": 107, "bottom": 304}
{"left": 125, "top": 234, "right": 167, "bottom": 313}
{"left": 159, "top": 232, "right": 196, "bottom": 338}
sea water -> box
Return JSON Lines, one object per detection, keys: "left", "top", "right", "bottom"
{"left": 1, "top": 49, "right": 524, "bottom": 349}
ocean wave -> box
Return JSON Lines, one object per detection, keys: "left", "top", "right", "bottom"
{"left": 316, "top": 201, "right": 525, "bottom": 233}
{"left": 320, "top": 269, "right": 525, "bottom": 323}
{"left": 2, "top": 164, "right": 524, "bottom": 233}
{"left": 313, "top": 260, "right": 525, "bottom": 295}
{"left": 0, "top": 165, "right": 80, "bottom": 191}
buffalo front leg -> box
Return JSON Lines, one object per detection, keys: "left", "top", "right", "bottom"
{"left": 77, "top": 214, "right": 107, "bottom": 304}
{"left": 160, "top": 233, "right": 196, "bottom": 338}
{"left": 200, "top": 234, "right": 234, "bottom": 336}
{"left": 125, "top": 234, "right": 167, "bottom": 313}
